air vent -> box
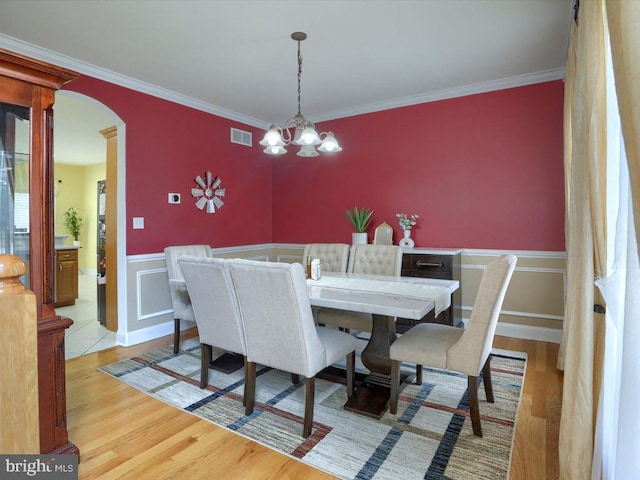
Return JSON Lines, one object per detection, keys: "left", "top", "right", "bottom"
{"left": 230, "top": 127, "right": 252, "bottom": 147}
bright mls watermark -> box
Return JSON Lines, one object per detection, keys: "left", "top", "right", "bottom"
{"left": 1, "top": 455, "right": 77, "bottom": 479}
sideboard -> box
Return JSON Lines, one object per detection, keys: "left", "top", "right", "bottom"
{"left": 399, "top": 248, "right": 462, "bottom": 332}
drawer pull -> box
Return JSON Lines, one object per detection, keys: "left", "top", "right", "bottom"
{"left": 416, "top": 261, "right": 444, "bottom": 269}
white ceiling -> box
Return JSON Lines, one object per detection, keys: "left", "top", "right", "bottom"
{"left": 0, "top": 0, "right": 573, "bottom": 164}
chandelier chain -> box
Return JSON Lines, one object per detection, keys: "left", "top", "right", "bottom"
{"left": 297, "top": 39, "right": 303, "bottom": 116}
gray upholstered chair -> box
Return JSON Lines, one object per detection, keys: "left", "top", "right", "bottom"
{"left": 228, "top": 258, "right": 356, "bottom": 438}
{"left": 302, "top": 243, "right": 350, "bottom": 273}
{"left": 389, "top": 254, "right": 517, "bottom": 437}
{"left": 179, "top": 256, "right": 247, "bottom": 393}
{"left": 164, "top": 245, "right": 212, "bottom": 353}
{"left": 316, "top": 244, "right": 403, "bottom": 332}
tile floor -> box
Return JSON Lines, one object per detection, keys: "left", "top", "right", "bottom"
{"left": 57, "top": 272, "right": 116, "bottom": 359}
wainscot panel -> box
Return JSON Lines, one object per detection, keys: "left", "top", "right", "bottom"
{"left": 122, "top": 245, "right": 565, "bottom": 346}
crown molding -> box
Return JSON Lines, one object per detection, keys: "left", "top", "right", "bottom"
{"left": 309, "top": 68, "right": 565, "bottom": 123}
{"left": 0, "top": 34, "right": 268, "bottom": 129}
{"left": 1, "top": 34, "right": 563, "bottom": 129}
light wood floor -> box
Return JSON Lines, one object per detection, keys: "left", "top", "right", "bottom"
{"left": 66, "top": 331, "right": 562, "bottom": 480}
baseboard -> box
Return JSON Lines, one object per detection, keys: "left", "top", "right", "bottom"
{"left": 495, "top": 322, "right": 562, "bottom": 344}
{"left": 116, "top": 319, "right": 195, "bottom": 347}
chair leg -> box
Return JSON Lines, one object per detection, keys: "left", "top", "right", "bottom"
{"left": 467, "top": 375, "right": 483, "bottom": 437}
{"left": 303, "top": 377, "right": 315, "bottom": 438}
{"left": 390, "top": 359, "right": 400, "bottom": 414}
{"left": 242, "top": 356, "right": 248, "bottom": 406}
{"left": 415, "top": 364, "right": 423, "bottom": 385}
{"left": 346, "top": 351, "right": 355, "bottom": 398}
{"left": 291, "top": 373, "right": 300, "bottom": 384}
{"left": 173, "top": 318, "right": 180, "bottom": 354}
{"left": 482, "top": 355, "right": 494, "bottom": 403}
{"left": 200, "top": 344, "right": 211, "bottom": 389}
{"left": 245, "top": 362, "right": 256, "bottom": 416}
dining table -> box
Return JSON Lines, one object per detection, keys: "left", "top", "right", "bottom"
{"left": 307, "top": 272, "right": 460, "bottom": 418}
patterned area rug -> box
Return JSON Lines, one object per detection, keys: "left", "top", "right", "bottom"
{"left": 99, "top": 335, "right": 526, "bottom": 480}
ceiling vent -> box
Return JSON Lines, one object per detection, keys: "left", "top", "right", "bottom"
{"left": 230, "top": 127, "right": 252, "bottom": 147}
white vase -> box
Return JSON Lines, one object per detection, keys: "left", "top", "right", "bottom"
{"left": 73, "top": 240, "right": 81, "bottom": 247}
{"left": 398, "top": 229, "right": 415, "bottom": 248}
{"left": 352, "top": 232, "right": 368, "bottom": 245}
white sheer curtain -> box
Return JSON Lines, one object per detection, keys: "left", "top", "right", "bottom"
{"left": 591, "top": 12, "right": 640, "bottom": 480}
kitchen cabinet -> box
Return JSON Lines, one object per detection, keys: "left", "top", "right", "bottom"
{"left": 55, "top": 248, "right": 78, "bottom": 307}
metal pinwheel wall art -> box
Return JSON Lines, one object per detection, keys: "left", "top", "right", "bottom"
{"left": 191, "top": 171, "right": 225, "bottom": 213}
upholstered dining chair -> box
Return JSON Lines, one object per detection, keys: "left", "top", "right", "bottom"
{"left": 302, "top": 243, "right": 350, "bottom": 273}
{"left": 179, "top": 256, "right": 247, "bottom": 394}
{"left": 316, "top": 244, "right": 403, "bottom": 332}
{"left": 389, "top": 254, "right": 517, "bottom": 437}
{"left": 164, "top": 245, "right": 212, "bottom": 353}
{"left": 228, "top": 258, "right": 357, "bottom": 438}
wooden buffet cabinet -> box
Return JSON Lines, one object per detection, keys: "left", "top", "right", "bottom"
{"left": 55, "top": 248, "right": 79, "bottom": 307}
{"left": 0, "top": 49, "right": 79, "bottom": 455}
{"left": 398, "top": 248, "right": 463, "bottom": 333}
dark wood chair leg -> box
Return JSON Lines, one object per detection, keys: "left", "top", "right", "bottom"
{"left": 200, "top": 344, "right": 211, "bottom": 388}
{"left": 390, "top": 359, "right": 400, "bottom": 414}
{"left": 416, "top": 364, "right": 423, "bottom": 385}
{"left": 173, "top": 318, "right": 180, "bottom": 354}
{"left": 245, "top": 362, "right": 256, "bottom": 416}
{"left": 468, "top": 375, "right": 483, "bottom": 437}
{"left": 242, "top": 356, "right": 248, "bottom": 406}
{"left": 482, "top": 355, "right": 494, "bottom": 403}
{"left": 291, "top": 373, "right": 300, "bottom": 384}
{"left": 303, "top": 377, "right": 315, "bottom": 438}
{"left": 346, "top": 351, "right": 355, "bottom": 398}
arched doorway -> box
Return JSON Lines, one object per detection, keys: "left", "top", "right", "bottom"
{"left": 53, "top": 91, "right": 126, "bottom": 357}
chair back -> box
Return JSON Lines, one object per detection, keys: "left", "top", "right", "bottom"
{"left": 302, "top": 243, "right": 350, "bottom": 273}
{"left": 164, "top": 245, "right": 211, "bottom": 320}
{"left": 179, "top": 256, "right": 246, "bottom": 355}
{"left": 228, "top": 259, "right": 327, "bottom": 377}
{"left": 165, "top": 245, "right": 212, "bottom": 281}
{"left": 447, "top": 254, "right": 517, "bottom": 376}
{"left": 348, "top": 244, "right": 402, "bottom": 276}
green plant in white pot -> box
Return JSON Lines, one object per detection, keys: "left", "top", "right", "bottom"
{"left": 64, "top": 206, "right": 83, "bottom": 246}
{"left": 345, "top": 206, "right": 374, "bottom": 245}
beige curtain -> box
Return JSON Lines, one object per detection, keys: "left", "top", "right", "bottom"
{"left": 558, "top": 1, "right": 608, "bottom": 478}
{"left": 606, "top": 1, "right": 640, "bottom": 243}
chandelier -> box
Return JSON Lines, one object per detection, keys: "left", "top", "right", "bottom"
{"left": 260, "top": 32, "right": 342, "bottom": 157}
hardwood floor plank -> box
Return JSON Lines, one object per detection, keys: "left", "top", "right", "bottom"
{"left": 66, "top": 332, "right": 561, "bottom": 479}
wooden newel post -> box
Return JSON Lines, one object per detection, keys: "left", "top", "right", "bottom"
{"left": 0, "top": 254, "right": 40, "bottom": 453}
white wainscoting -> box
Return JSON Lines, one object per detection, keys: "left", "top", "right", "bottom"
{"left": 119, "top": 244, "right": 565, "bottom": 347}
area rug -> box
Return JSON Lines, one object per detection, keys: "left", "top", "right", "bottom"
{"left": 99, "top": 335, "right": 526, "bottom": 480}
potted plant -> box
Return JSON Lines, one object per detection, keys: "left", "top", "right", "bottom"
{"left": 64, "top": 206, "right": 83, "bottom": 246}
{"left": 345, "top": 206, "right": 374, "bottom": 245}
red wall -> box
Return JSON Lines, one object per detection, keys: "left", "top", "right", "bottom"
{"left": 272, "top": 81, "right": 565, "bottom": 251}
{"left": 63, "top": 76, "right": 272, "bottom": 255}
{"left": 63, "top": 77, "right": 564, "bottom": 254}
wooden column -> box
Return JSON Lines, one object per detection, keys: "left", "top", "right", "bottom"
{"left": 0, "top": 254, "right": 40, "bottom": 453}
{"left": 100, "top": 126, "right": 118, "bottom": 332}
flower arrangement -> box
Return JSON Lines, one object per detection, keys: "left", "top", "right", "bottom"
{"left": 396, "top": 213, "right": 419, "bottom": 231}
{"left": 345, "top": 206, "right": 374, "bottom": 233}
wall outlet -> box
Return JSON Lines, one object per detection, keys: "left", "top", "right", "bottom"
{"left": 132, "top": 217, "right": 144, "bottom": 229}
{"left": 168, "top": 193, "right": 181, "bottom": 204}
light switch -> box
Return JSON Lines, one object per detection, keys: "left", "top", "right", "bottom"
{"left": 132, "top": 217, "right": 144, "bottom": 229}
